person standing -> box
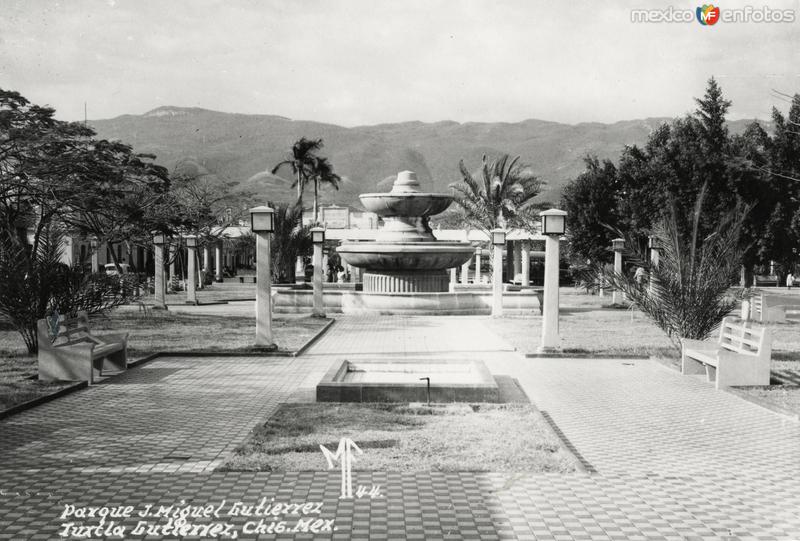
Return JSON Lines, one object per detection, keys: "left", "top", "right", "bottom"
{"left": 788, "top": 272, "right": 795, "bottom": 290}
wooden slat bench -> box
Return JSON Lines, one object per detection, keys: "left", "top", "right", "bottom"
{"left": 37, "top": 311, "right": 129, "bottom": 384}
{"left": 681, "top": 317, "right": 771, "bottom": 389}
{"left": 750, "top": 293, "right": 800, "bottom": 323}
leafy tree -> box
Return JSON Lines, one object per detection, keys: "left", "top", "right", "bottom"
{"left": 271, "top": 137, "right": 323, "bottom": 204}
{"left": 449, "top": 153, "right": 543, "bottom": 232}
{"left": 561, "top": 156, "right": 620, "bottom": 263}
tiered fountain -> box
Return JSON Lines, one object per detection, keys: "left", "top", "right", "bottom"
{"left": 273, "top": 170, "right": 540, "bottom": 315}
{"left": 337, "top": 170, "right": 474, "bottom": 293}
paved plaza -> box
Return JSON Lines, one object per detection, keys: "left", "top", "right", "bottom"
{"left": 1, "top": 315, "right": 799, "bottom": 540}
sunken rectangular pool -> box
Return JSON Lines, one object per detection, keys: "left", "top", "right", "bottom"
{"left": 316, "top": 359, "right": 500, "bottom": 403}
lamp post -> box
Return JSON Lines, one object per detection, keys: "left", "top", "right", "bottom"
{"left": 539, "top": 209, "right": 567, "bottom": 352}
{"left": 648, "top": 236, "right": 659, "bottom": 294}
{"left": 250, "top": 206, "right": 277, "bottom": 350}
{"left": 90, "top": 238, "right": 100, "bottom": 273}
{"left": 215, "top": 241, "right": 223, "bottom": 282}
{"left": 311, "top": 226, "right": 326, "bottom": 318}
{"left": 474, "top": 247, "right": 482, "bottom": 284}
{"left": 185, "top": 236, "right": 198, "bottom": 305}
{"left": 612, "top": 238, "right": 625, "bottom": 305}
{"left": 152, "top": 234, "right": 168, "bottom": 310}
{"left": 491, "top": 228, "right": 506, "bottom": 317}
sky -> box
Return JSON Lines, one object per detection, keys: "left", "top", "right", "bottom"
{"left": 1, "top": 0, "right": 798, "bottom": 126}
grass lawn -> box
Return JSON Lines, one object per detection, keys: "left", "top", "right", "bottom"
{"left": 488, "top": 288, "right": 800, "bottom": 415}
{"left": 219, "top": 402, "right": 579, "bottom": 473}
{"left": 0, "top": 310, "right": 329, "bottom": 412}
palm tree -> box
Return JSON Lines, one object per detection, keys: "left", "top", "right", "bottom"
{"left": 308, "top": 156, "right": 341, "bottom": 224}
{"left": 603, "top": 184, "right": 748, "bottom": 353}
{"left": 269, "top": 201, "right": 310, "bottom": 283}
{"left": 271, "top": 137, "right": 323, "bottom": 203}
{"left": 449, "top": 154, "right": 543, "bottom": 232}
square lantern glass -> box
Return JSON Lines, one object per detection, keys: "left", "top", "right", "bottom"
{"left": 491, "top": 228, "right": 506, "bottom": 246}
{"left": 539, "top": 208, "right": 567, "bottom": 236}
{"left": 186, "top": 236, "right": 197, "bottom": 248}
{"left": 311, "top": 227, "right": 326, "bottom": 244}
{"left": 612, "top": 238, "right": 625, "bottom": 251}
{"left": 153, "top": 234, "right": 165, "bottom": 246}
{"left": 648, "top": 236, "right": 659, "bottom": 249}
{"left": 249, "top": 206, "right": 275, "bottom": 233}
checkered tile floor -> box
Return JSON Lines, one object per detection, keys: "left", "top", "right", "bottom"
{"left": 1, "top": 315, "right": 799, "bottom": 539}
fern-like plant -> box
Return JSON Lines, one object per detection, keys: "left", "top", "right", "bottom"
{"left": 602, "top": 185, "right": 747, "bottom": 353}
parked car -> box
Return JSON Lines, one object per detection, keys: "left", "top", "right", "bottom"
{"left": 104, "top": 263, "right": 130, "bottom": 276}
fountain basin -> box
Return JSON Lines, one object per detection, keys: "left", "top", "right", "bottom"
{"left": 316, "top": 359, "right": 500, "bottom": 403}
{"left": 359, "top": 192, "right": 453, "bottom": 217}
{"left": 337, "top": 242, "right": 474, "bottom": 271}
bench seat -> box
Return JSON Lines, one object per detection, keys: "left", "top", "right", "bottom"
{"left": 38, "top": 312, "right": 129, "bottom": 385}
{"left": 681, "top": 317, "right": 771, "bottom": 389}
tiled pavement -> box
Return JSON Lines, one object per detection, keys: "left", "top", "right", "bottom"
{"left": 1, "top": 315, "right": 799, "bottom": 539}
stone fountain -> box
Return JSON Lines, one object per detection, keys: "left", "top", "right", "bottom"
{"left": 337, "top": 171, "right": 474, "bottom": 293}
{"left": 273, "top": 169, "right": 541, "bottom": 315}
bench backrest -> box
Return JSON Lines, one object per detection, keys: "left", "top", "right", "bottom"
{"left": 37, "top": 311, "right": 98, "bottom": 350}
{"left": 717, "top": 316, "right": 768, "bottom": 356}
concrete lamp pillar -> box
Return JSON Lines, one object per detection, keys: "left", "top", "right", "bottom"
{"left": 648, "top": 236, "right": 660, "bottom": 294}
{"left": 491, "top": 228, "right": 506, "bottom": 317}
{"left": 215, "top": 242, "right": 223, "bottom": 282}
{"left": 612, "top": 238, "right": 624, "bottom": 305}
{"left": 251, "top": 206, "right": 277, "bottom": 350}
{"left": 90, "top": 239, "right": 100, "bottom": 273}
{"left": 474, "top": 248, "right": 482, "bottom": 284}
{"left": 185, "top": 236, "right": 198, "bottom": 305}
{"left": 461, "top": 259, "right": 470, "bottom": 285}
{"left": 513, "top": 241, "right": 522, "bottom": 278}
{"left": 311, "top": 227, "right": 326, "bottom": 318}
{"left": 521, "top": 240, "right": 531, "bottom": 287}
{"left": 152, "top": 235, "right": 168, "bottom": 310}
{"left": 168, "top": 244, "right": 176, "bottom": 282}
{"left": 539, "top": 209, "right": 567, "bottom": 352}
{"left": 449, "top": 267, "right": 457, "bottom": 291}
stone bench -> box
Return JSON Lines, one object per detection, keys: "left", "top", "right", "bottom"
{"left": 750, "top": 293, "right": 800, "bottom": 323}
{"left": 37, "top": 311, "right": 129, "bottom": 385}
{"left": 681, "top": 317, "right": 771, "bottom": 389}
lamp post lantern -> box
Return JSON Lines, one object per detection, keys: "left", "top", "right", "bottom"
{"left": 612, "top": 238, "right": 625, "bottom": 305}
{"left": 250, "top": 206, "right": 277, "bottom": 350}
{"left": 185, "top": 235, "right": 198, "bottom": 305}
{"left": 152, "top": 234, "right": 168, "bottom": 310}
{"left": 539, "top": 209, "right": 567, "bottom": 352}
{"left": 311, "top": 226, "right": 326, "bottom": 318}
{"left": 491, "top": 228, "right": 506, "bottom": 317}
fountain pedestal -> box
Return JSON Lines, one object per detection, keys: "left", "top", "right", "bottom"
{"left": 362, "top": 270, "right": 449, "bottom": 293}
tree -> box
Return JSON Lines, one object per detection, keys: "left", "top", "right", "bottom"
{"left": 561, "top": 156, "right": 620, "bottom": 263}
{"left": 449, "top": 154, "right": 543, "bottom": 232}
{"left": 271, "top": 137, "right": 323, "bottom": 204}
{"left": 308, "top": 156, "right": 341, "bottom": 224}
{"left": 603, "top": 185, "right": 747, "bottom": 353}
{"left": 269, "top": 201, "right": 310, "bottom": 283}
{"left": 0, "top": 225, "right": 134, "bottom": 353}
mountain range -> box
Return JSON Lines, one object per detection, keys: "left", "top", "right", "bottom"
{"left": 89, "top": 106, "right": 765, "bottom": 209}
